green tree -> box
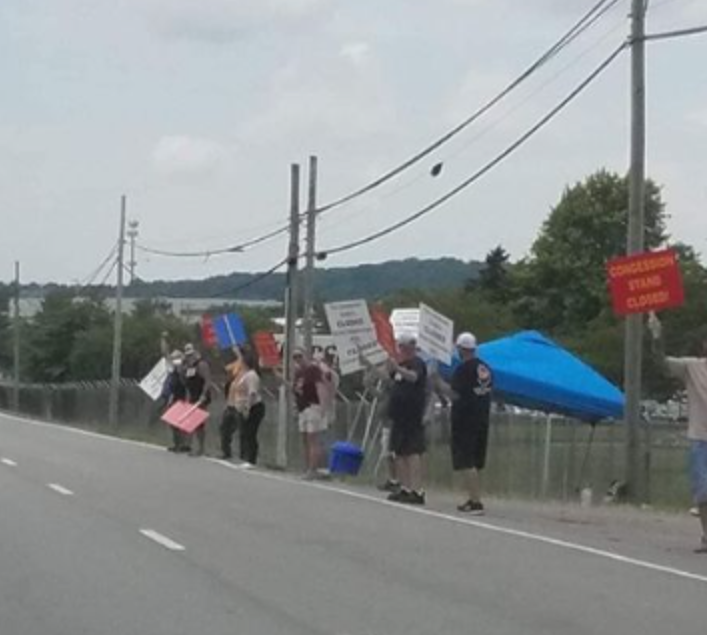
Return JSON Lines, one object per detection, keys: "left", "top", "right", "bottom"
{"left": 511, "top": 170, "right": 667, "bottom": 330}
{"left": 469, "top": 245, "right": 511, "bottom": 301}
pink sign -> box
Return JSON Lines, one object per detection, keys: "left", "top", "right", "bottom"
{"left": 161, "top": 401, "right": 209, "bottom": 434}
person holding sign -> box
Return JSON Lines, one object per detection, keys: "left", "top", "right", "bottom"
{"left": 160, "top": 333, "right": 190, "bottom": 454}
{"left": 649, "top": 313, "right": 707, "bottom": 553}
{"left": 385, "top": 333, "right": 428, "bottom": 505}
{"left": 183, "top": 343, "right": 212, "bottom": 457}
{"left": 437, "top": 332, "right": 493, "bottom": 515}
{"left": 222, "top": 345, "right": 265, "bottom": 466}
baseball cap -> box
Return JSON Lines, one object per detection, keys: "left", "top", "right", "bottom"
{"left": 396, "top": 332, "right": 417, "bottom": 347}
{"left": 456, "top": 332, "right": 478, "bottom": 350}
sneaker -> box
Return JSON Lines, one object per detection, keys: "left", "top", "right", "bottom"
{"left": 167, "top": 446, "right": 179, "bottom": 453}
{"left": 378, "top": 479, "right": 401, "bottom": 493}
{"left": 387, "top": 488, "right": 410, "bottom": 503}
{"left": 404, "top": 490, "right": 426, "bottom": 506}
{"left": 695, "top": 537, "right": 707, "bottom": 554}
{"left": 690, "top": 507, "right": 700, "bottom": 518}
{"left": 457, "top": 500, "right": 485, "bottom": 515}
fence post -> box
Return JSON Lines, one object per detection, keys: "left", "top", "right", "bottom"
{"left": 541, "top": 415, "right": 554, "bottom": 498}
{"left": 276, "top": 385, "right": 288, "bottom": 469}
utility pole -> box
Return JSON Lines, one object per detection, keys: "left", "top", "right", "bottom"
{"left": 303, "top": 155, "right": 318, "bottom": 356}
{"left": 12, "top": 261, "right": 20, "bottom": 412}
{"left": 624, "top": 0, "right": 647, "bottom": 502}
{"left": 108, "top": 195, "right": 127, "bottom": 427}
{"left": 127, "top": 220, "right": 139, "bottom": 285}
{"left": 278, "top": 165, "right": 301, "bottom": 469}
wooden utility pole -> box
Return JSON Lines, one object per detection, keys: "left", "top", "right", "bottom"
{"left": 108, "top": 195, "right": 127, "bottom": 427}
{"left": 303, "top": 156, "right": 318, "bottom": 355}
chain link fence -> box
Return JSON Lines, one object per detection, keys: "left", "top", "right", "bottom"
{"left": 0, "top": 381, "right": 691, "bottom": 508}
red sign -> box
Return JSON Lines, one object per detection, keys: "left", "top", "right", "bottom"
{"left": 161, "top": 401, "right": 209, "bottom": 434}
{"left": 201, "top": 314, "right": 218, "bottom": 348}
{"left": 370, "top": 309, "right": 396, "bottom": 357}
{"left": 253, "top": 331, "right": 281, "bottom": 368}
{"left": 607, "top": 249, "right": 684, "bottom": 316}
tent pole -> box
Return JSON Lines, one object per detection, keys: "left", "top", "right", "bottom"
{"left": 541, "top": 414, "right": 553, "bottom": 498}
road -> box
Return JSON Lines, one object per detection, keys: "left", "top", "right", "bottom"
{"left": 1, "top": 411, "right": 706, "bottom": 635}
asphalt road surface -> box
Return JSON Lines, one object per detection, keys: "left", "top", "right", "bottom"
{"left": 1, "top": 412, "right": 706, "bottom": 635}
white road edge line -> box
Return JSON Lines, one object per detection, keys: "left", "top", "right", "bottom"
{"left": 1, "top": 457, "right": 18, "bottom": 467}
{"left": 140, "top": 529, "right": 186, "bottom": 552}
{"left": 47, "top": 483, "right": 74, "bottom": 496}
{"left": 0, "top": 411, "right": 162, "bottom": 452}
{"left": 208, "top": 458, "right": 707, "bottom": 586}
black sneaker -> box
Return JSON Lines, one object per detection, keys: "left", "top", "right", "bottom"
{"left": 404, "top": 490, "right": 426, "bottom": 506}
{"left": 387, "top": 488, "right": 409, "bottom": 503}
{"left": 457, "top": 500, "right": 485, "bottom": 515}
{"left": 378, "top": 479, "right": 401, "bottom": 493}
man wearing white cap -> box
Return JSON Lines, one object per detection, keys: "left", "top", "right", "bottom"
{"left": 447, "top": 332, "right": 493, "bottom": 514}
{"left": 385, "top": 333, "right": 428, "bottom": 505}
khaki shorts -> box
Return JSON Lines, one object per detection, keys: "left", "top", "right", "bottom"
{"left": 298, "top": 405, "right": 328, "bottom": 434}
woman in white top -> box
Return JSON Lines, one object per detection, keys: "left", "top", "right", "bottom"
{"left": 227, "top": 346, "right": 265, "bottom": 466}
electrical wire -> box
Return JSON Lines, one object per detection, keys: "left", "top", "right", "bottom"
{"left": 136, "top": 224, "right": 289, "bottom": 259}
{"left": 72, "top": 242, "right": 119, "bottom": 296}
{"left": 318, "top": 43, "right": 627, "bottom": 258}
{"left": 314, "top": 0, "right": 624, "bottom": 217}
{"left": 644, "top": 23, "right": 707, "bottom": 41}
{"left": 134, "top": 0, "right": 622, "bottom": 262}
{"left": 209, "top": 258, "right": 289, "bottom": 299}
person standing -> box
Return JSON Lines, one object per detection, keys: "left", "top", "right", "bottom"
{"left": 386, "top": 334, "right": 428, "bottom": 505}
{"left": 293, "top": 348, "right": 328, "bottom": 478}
{"left": 223, "top": 346, "right": 265, "bottom": 466}
{"left": 649, "top": 313, "right": 707, "bottom": 553}
{"left": 183, "top": 343, "right": 212, "bottom": 457}
{"left": 443, "top": 332, "right": 493, "bottom": 515}
{"left": 160, "top": 333, "right": 190, "bottom": 453}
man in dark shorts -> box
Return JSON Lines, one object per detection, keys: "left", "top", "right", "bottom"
{"left": 448, "top": 332, "right": 493, "bottom": 515}
{"left": 183, "top": 343, "right": 212, "bottom": 457}
{"left": 386, "top": 334, "right": 428, "bottom": 505}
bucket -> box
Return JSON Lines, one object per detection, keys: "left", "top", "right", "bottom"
{"left": 329, "top": 441, "right": 365, "bottom": 476}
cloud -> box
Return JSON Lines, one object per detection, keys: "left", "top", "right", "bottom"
{"left": 141, "top": 0, "right": 333, "bottom": 43}
{"left": 152, "top": 135, "right": 229, "bottom": 176}
{"left": 340, "top": 41, "right": 371, "bottom": 68}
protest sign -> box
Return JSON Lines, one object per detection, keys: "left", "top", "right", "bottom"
{"left": 607, "top": 249, "right": 684, "bottom": 316}
{"left": 390, "top": 308, "right": 420, "bottom": 339}
{"left": 213, "top": 313, "right": 248, "bottom": 350}
{"left": 161, "top": 401, "right": 209, "bottom": 434}
{"left": 418, "top": 303, "right": 454, "bottom": 364}
{"left": 139, "top": 358, "right": 169, "bottom": 401}
{"left": 371, "top": 308, "right": 396, "bottom": 357}
{"left": 325, "top": 300, "right": 387, "bottom": 375}
{"left": 254, "top": 331, "right": 281, "bottom": 368}
{"left": 201, "top": 314, "right": 218, "bottom": 348}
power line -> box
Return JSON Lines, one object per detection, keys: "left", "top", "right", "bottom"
{"left": 314, "top": 0, "right": 623, "bottom": 217}
{"left": 318, "top": 43, "right": 626, "bottom": 258}
{"left": 644, "top": 24, "right": 707, "bottom": 42}
{"left": 136, "top": 224, "right": 289, "bottom": 259}
{"left": 132, "top": 0, "right": 622, "bottom": 263}
{"left": 210, "top": 258, "right": 289, "bottom": 299}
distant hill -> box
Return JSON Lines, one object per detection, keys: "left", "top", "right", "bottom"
{"left": 125, "top": 257, "right": 480, "bottom": 302}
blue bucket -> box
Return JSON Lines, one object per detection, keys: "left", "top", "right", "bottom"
{"left": 329, "top": 441, "right": 364, "bottom": 476}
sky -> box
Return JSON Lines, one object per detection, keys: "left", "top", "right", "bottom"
{"left": 1, "top": 0, "right": 706, "bottom": 285}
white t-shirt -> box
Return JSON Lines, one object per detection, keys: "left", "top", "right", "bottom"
{"left": 666, "top": 357, "right": 707, "bottom": 442}
{"left": 229, "top": 370, "right": 262, "bottom": 414}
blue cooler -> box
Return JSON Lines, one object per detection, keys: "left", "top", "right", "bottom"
{"left": 329, "top": 441, "right": 365, "bottom": 476}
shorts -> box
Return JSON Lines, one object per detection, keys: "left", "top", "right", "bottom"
{"left": 689, "top": 440, "right": 707, "bottom": 505}
{"left": 389, "top": 417, "right": 426, "bottom": 458}
{"left": 298, "top": 405, "right": 328, "bottom": 434}
{"left": 451, "top": 421, "right": 489, "bottom": 471}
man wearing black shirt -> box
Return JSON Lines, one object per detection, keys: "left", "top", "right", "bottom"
{"left": 447, "top": 332, "right": 493, "bottom": 515}
{"left": 386, "top": 334, "right": 428, "bottom": 505}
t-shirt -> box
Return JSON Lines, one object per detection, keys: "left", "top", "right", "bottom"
{"left": 451, "top": 358, "right": 493, "bottom": 427}
{"left": 228, "top": 369, "right": 262, "bottom": 414}
{"left": 666, "top": 357, "right": 707, "bottom": 441}
{"left": 294, "top": 363, "right": 323, "bottom": 412}
{"left": 387, "top": 356, "right": 428, "bottom": 424}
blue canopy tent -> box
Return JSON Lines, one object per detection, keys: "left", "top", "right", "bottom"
{"left": 440, "top": 330, "right": 624, "bottom": 423}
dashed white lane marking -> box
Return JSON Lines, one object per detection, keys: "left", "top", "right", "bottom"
{"left": 208, "top": 458, "right": 707, "bottom": 586}
{"left": 139, "top": 529, "right": 186, "bottom": 552}
{"left": 1, "top": 457, "right": 18, "bottom": 467}
{"left": 47, "top": 483, "right": 74, "bottom": 496}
